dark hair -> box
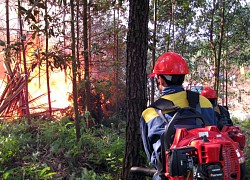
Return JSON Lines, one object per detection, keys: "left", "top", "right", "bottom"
{"left": 159, "top": 75, "right": 185, "bottom": 86}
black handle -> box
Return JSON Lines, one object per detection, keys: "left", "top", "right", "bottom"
{"left": 130, "top": 166, "right": 156, "bottom": 177}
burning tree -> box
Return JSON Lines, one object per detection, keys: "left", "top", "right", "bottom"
{"left": 0, "top": 0, "right": 72, "bottom": 120}
{"left": 0, "top": 34, "right": 72, "bottom": 121}
{"left": 0, "top": 0, "right": 128, "bottom": 130}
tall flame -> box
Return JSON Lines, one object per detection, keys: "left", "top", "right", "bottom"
{"left": 28, "top": 70, "right": 72, "bottom": 112}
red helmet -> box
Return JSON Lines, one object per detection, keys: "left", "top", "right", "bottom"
{"left": 151, "top": 52, "right": 189, "bottom": 76}
{"left": 201, "top": 87, "right": 217, "bottom": 99}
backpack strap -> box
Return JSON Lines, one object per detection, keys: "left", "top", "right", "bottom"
{"left": 149, "top": 98, "right": 180, "bottom": 123}
{"left": 186, "top": 90, "right": 203, "bottom": 126}
{"left": 218, "top": 105, "right": 230, "bottom": 116}
{"left": 217, "top": 105, "right": 233, "bottom": 129}
{"left": 149, "top": 98, "right": 180, "bottom": 176}
{"left": 149, "top": 98, "right": 179, "bottom": 111}
{"left": 186, "top": 90, "right": 200, "bottom": 110}
{"left": 214, "top": 105, "right": 221, "bottom": 114}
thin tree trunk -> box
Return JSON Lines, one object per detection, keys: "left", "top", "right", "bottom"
{"left": 150, "top": 0, "right": 157, "bottom": 104}
{"left": 18, "top": 0, "right": 30, "bottom": 124}
{"left": 88, "top": 1, "right": 92, "bottom": 72}
{"left": 5, "top": 0, "right": 13, "bottom": 78}
{"left": 113, "top": 5, "right": 121, "bottom": 112}
{"left": 115, "top": 8, "right": 120, "bottom": 112}
{"left": 222, "top": 60, "right": 225, "bottom": 105}
{"left": 210, "top": 0, "right": 217, "bottom": 91}
{"left": 45, "top": 0, "right": 52, "bottom": 116}
{"left": 113, "top": 8, "right": 117, "bottom": 111}
{"left": 114, "top": 7, "right": 118, "bottom": 112}
{"left": 216, "top": 0, "right": 225, "bottom": 94}
{"left": 167, "top": 5, "right": 171, "bottom": 51}
{"left": 83, "top": 0, "right": 91, "bottom": 128}
{"left": 70, "top": 0, "right": 81, "bottom": 141}
{"left": 225, "top": 63, "right": 228, "bottom": 107}
{"left": 36, "top": 8, "right": 41, "bottom": 88}
{"left": 76, "top": 0, "right": 81, "bottom": 82}
{"left": 6, "top": 0, "right": 10, "bottom": 46}
{"left": 63, "top": 6, "right": 67, "bottom": 84}
{"left": 171, "top": 0, "right": 175, "bottom": 51}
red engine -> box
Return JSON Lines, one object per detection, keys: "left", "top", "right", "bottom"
{"left": 221, "top": 125, "right": 246, "bottom": 151}
{"left": 164, "top": 126, "right": 246, "bottom": 180}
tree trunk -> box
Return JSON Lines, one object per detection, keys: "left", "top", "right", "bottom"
{"left": 121, "top": 0, "right": 149, "bottom": 179}
{"left": 216, "top": 0, "right": 225, "bottom": 94}
{"left": 76, "top": 0, "right": 81, "bottom": 82}
{"left": 150, "top": 0, "right": 157, "bottom": 104}
{"left": 88, "top": 1, "right": 92, "bottom": 72}
{"left": 5, "top": 0, "right": 13, "bottom": 78}
{"left": 45, "top": 0, "right": 52, "bottom": 116}
{"left": 171, "top": 0, "right": 175, "bottom": 51}
{"left": 83, "top": 0, "right": 91, "bottom": 128}
{"left": 18, "top": 0, "right": 30, "bottom": 124}
{"left": 210, "top": 0, "right": 217, "bottom": 91}
{"left": 114, "top": 7, "right": 119, "bottom": 112}
{"left": 70, "top": 0, "right": 81, "bottom": 141}
{"left": 225, "top": 58, "right": 228, "bottom": 107}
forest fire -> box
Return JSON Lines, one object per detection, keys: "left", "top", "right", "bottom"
{"left": 0, "top": 64, "right": 73, "bottom": 120}
{"left": 28, "top": 70, "right": 72, "bottom": 108}
{"left": 0, "top": 42, "right": 73, "bottom": 120}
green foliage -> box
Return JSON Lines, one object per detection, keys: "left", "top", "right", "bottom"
{"left": 240, "top": 118, "right": 250, "bottom": 127}
{"left": 245, "top": 70, "right": 250, "bottom": 79}
{"left": 2, "top": 165, "right": 55, "bottom": 180}
{"left": 0, "top": 121, "right": 56, "bottom": 179}
{"left": 0, "top": 40, "right": 5, "bottom": 46}
{"left": 0, "top": 117, "right": 125, "bottom": 179}
{"left": 69, "top": 168, "right": 113, "bottom": 180}
{"left": 231, "top": 117, "right": 250, "bottom": 174}
{"left": 1, "top": 114, "right": 250, "bottom": 178}
{"left": 0, "top": 122, "right": 31, "bottom": 167}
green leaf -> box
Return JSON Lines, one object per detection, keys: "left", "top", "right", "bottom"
{"left": 42, "top": 172, "right": 56, "bottom": 178}
{"left": 37, "top": 3, "right": 46, "bottom": 9}
{"left": 18, "top": 6, "right": 28, "bottom": 13}
{"left": 32, "top": 31, "right": 37, "bottom": 39}
{"left": 33, "top": 9, "right": 40, "bottom": 16}
{"left": 29, "top": 14, "right": 37, "bottom": 22}
{"left": 0, "top": 40, "right": 5, "bottom": 46}
{"left": 39, "top": 167, "right": 50, "bottom": 176}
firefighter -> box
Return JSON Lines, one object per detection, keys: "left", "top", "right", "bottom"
{"left": 140, "top": 52, "right": 215, "bottom": 180}
{"left": 200, "top": 87, "right": 218, "bottom": 107}
{"left": 201, "top": 87, "right": 233, "bottom": 130}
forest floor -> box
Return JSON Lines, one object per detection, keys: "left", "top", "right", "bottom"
{"left": 227, "top": 78, "right": 250, "bottom": 120}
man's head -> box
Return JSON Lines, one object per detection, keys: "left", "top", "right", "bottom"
{"left": 150, "top": 52, "right": 189, "bottom": 92}
{"left": 201, "top": 87, "right": 217, "bottom": 104}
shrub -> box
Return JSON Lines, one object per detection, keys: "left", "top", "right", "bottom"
{"left": 231, "top": 117, "right": 250, "bottom": 174}
{"left": 0, "top": 117, "right": 125, "bottom": 179}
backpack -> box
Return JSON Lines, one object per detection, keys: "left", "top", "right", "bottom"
{"left": 215, "top": 105, "right": 233, "bottom": 130}
{"left": 149, "top": 90, "right": 211, "bottom": 177}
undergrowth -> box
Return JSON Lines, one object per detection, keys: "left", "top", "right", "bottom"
{"left": 0, "top": 117, "right": 125, "bottom": 179}
{"left": 0, "top": 116, "right": 249, "bottom": 179}
{"left": 232, "top": 117, "right": 250, "bottom": 173}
